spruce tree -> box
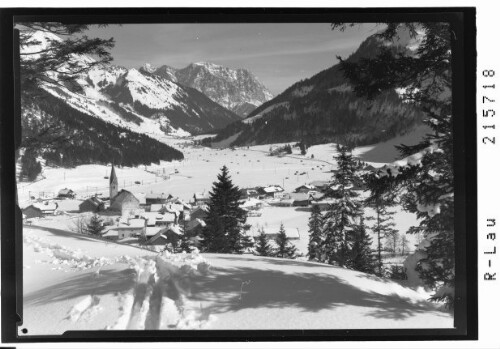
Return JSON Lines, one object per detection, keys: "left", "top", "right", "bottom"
{"left": 200, "top": 166, "right": 252, "bottom": 253}
{"left": 334, "top": 23, "right": 455, "bottom": 307}
{"left": 274, "top": 223, "right": 297, "bottom": 259}
{"left": 307, "top": 204, "right": 324, "bottom": 261}
{"left": 365, "top": 188, "right": 398, "bottom": 276}
{"left": 322, "top": 144, "right": 363, "bottom": 266}
{"left": 20, "top": 148, "right": 42, "bottom": 181}
{"left": 254, "top": 228, "right": 274, "bottom": 257}
{"left": 86, "top": 214, "right": 105, "bottom": 236}
{"left": 350, "top": 217, "right": 376, "bottom": 274}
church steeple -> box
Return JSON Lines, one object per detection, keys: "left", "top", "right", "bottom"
{"left": 110, "top": 164, "right": 118, "bottom": 200}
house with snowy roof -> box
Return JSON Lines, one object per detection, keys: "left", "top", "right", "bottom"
{"left": 57, "top": 188, "right": 76, "bottom": 199}
{"left": 147, "top": 225, "right": 183, "bottom": 247}
{"left": 294, "top": 184, "right": 316, "bottom": 194}
{"left": 193, "top": 192, "right": 210, "bottom": 204}
{"left": 145, "top": 192, "right": 171, "bottom": 205}
{"left": 189, "top": 205, "right": 208, "bottom": 221}
{"left": 79, "top": 196, "right": 104, "bottom": 213}
{"left": 102, "top": 218, "right": 145, "bottom": 241}
{"left": 290, "top": 193, "right": 310, "bottom": 207}
{"left": 309, "top": 180, "right": 330, "bottom": 191}
{"left": 23, "top": 201, "right": 59, "bottom": 218}
{"left": 22, "top": 205, "right": 44, "bottom": 219}
{"left": 240, "top": 198, "right": 264, "bottom": 211}
{"left": 155, "top": 212, "right": 177, "bottom": 227}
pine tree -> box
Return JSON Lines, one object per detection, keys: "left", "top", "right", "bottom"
{"left": 200, "top": 166, "right": 252, "bottom": 253}
{"left": 365, "top": 188, "right": 398, "bottom": 276}
{"left": 334, "top": 22, "right": 455, "bottom": 307}
{"left": 307, "top": 204, "right": 323, "bottom": 261}
{"left": 322, "top": 144, "right": 363, "bottom": 266}
{"left": 350, "top": 217, "right": 376, "bottom": 274}
{"left": 274, "top": 223, "right": 297, "bottom": 259}
{"left": 254, "top": 228, "right": 274, "bottom": 257}
{"left": 20, "top": 148, "right": 42, "bottom": 181}
{"left": 86, "top": 214, "right": 105, "bottom": 236}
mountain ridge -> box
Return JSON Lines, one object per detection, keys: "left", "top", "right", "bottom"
{"left": 139, "top": 61, "right": 273, "bottom": 117}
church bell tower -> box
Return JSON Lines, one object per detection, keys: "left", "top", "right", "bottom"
{"left": 110, "top": 164, "right": 118, "bottom": 201}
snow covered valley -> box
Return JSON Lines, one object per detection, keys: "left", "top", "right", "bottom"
{"left": 19, "top": 127, "right": 453, "bottom": 333}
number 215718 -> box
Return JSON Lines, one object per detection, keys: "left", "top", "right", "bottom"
{"left": 483, "top": 69, "right": 496, "bottom": 145}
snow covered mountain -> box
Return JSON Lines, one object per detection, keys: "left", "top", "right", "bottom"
{"left": 205, "top": 31, "right": 425, "bottom": 148}
{"left": 20, "top": 31, "right": 246, "bottom": 168}
{"left": 140, "top": 62, "right": 273, "bottom": 117}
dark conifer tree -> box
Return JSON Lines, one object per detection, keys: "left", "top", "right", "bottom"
{"left": 86, "top": 214, "right": 105, "bottom": 236}
{"left": 350, "top": 217, "right": 376, "bottom": 274}
{"left": 322, "top": 144, "right": 363, "bottom": 266}
{"left": 254, "top": 228, "right": 274, "bottom": 257}
{"left": 20, "top": 148, "right": 42, "bottom": 181}
{"left": 274, "top": 223, "right": 298, "bottom": 259}
{"left": 200, "top": 166, "right": 252, "bottom": 253}
{"left": 364, "top": 187, "right": 398, "bottom": 276}
{"left": 334, "top": 22, "right": 455, "bottom": 307}
{"left": 307, "top": 204, "right": 324, "bottom": 261}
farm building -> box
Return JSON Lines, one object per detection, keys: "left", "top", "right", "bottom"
{"left": 57, "top": 188, "right": 76, "bottom": 199}
{"left": 155, "top": 212, "right": 177, "bottom": 227}
{"left": 22, "top": 205, "right": 44, "bottom": 219}
{"left": 147, "top": 225, "right": 182, "bottom": 247}
{"left": 109, "top": 190, "right": 140, "bottom": 216}
{"left": 23, "top": 201, "right": 59, "bottom": 218}
{"left": 141, "top": 212, "right": 176, "bottom": 227}
{"left": 193, "top": 192, "right": 210, "bottom": 204}
{"left": 309, "top": 180, "right": 330, "bottom": 191}
{"left": 189, "top": 206, "right": 208, "bottom": 221}
{"left": 290, "top": 193, "right": 310, "bottom": 207}
{"left": 145, "top": 193, "right": 171, "bottom": 205}
{"left": 259, "top": 185, "right": 284, "bottom": 198}
{"left": 240, "top": 198, "right": 264, "bottom": 211}
{"left": 79, "top": 197, "right": 104, "bottom": 213}
{"left": 294, "top": 185, "right": 316, "bottom": 194}
{"left": 102, "top": 218, "right": 145, "bottom": 241}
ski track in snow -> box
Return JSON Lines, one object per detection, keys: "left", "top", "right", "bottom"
{"left": 117, "top": 254, "right": 216, "bottom": 330}
{"left": 26, "top": 232, "right": 215, "bottom": 329}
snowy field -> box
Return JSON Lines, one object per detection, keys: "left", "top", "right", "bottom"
{"left": 21, "top": 226, "right": 452, "bottom": 334}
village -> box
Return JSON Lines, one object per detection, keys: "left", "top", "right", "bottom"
{"left": 21, "top": 161, "right": 366, "bottom": 254}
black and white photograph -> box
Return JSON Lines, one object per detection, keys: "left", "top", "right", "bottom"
{"left": 0, "top": 6, "right": 480, "bottom": 345}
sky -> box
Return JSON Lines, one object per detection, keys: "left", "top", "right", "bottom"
{"left": 85, "top": 23, "right": 378, "bottom": 96}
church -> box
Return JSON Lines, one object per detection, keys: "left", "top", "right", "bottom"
{"left": 108, "top": 164, "right": 140, "bottom": 216}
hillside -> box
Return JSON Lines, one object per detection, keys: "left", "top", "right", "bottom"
{"left": 22, "top": 226, "right": 452, "bottom": 334}
{"left": 205, "top": 31, "right": 424, "bottom": 148}
{"left": 27, "top": 91, "right": 184, "bottom": 167}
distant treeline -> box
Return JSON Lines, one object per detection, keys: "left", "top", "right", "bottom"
{"left": 35, "top": 91, "right": 184, "bottom": 167}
